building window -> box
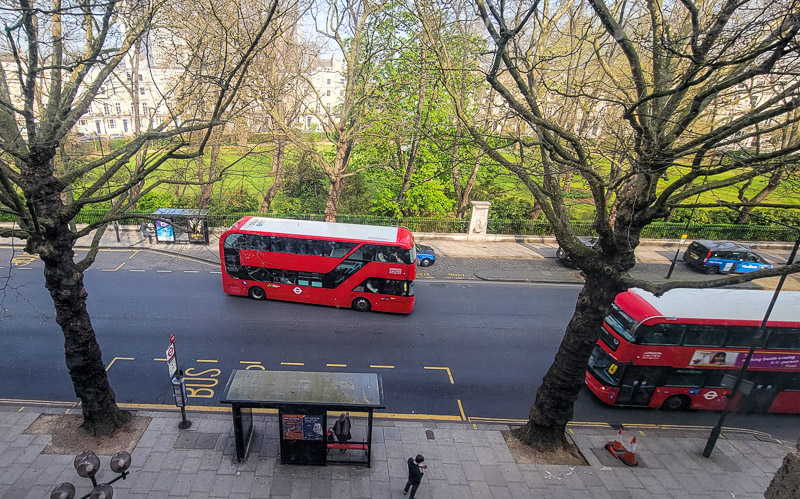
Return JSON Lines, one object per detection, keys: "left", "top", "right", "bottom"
{"left": 126, "top": 72, "right": 131, "bottom": 81}
{"left": 140, "top": 87, "right": 146, "bottom": 95}
{"left": 115, "top": 103, "right": 121, "bottom": 114}
{"left": 123, "top": 119, "right": 129, "bottom": 132}
{"left": 138, "top": 74, "right": 143, "bottom": 81}
{"left": 326, "top": 90, "right": 331, "bottom": 96}
{"left": 327, "top": 79, "right": 331, "bottom": 85}
{"left": 108, "top": 119, "right": 116, "bottom": 129}
{"left": 79, "top": 120, "right": 87, "bottom": 126}
{"left": 142, "top": 104, "right": 148, "bottom": 114}
{"left": 95, "top": 121, "right": 102, "bottom": 134}
{"left": 306, "top": 116, "right": 312, "bottom": 128}
{"left": 103, "top": 104, "right": 110, "bottom": 115}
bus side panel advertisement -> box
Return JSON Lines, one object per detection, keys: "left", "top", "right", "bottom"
{"left": 690, "top": 349, "right": 800, "bottom": 369}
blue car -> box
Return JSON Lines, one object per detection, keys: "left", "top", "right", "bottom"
{"left": 416, "top": 244, "right": 436, "bottom": 267}
{"left": 683, "top": 240, "right": 771, "bottom": 275}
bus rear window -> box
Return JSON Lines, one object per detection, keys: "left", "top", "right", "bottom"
{"left": 604, "top": 305, "right": 636, "bottom": 342}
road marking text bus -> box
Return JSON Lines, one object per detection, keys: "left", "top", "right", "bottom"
{"left": 220, "top": 217, "right": 416, "bottom": 313}
{"left": 586, "top": 288, "right": 800, "bottom": 413}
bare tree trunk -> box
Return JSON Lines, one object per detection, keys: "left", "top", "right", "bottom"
{"left": 736, "top": 168, "right": 784, "bottom": 224}
{"left": 324, "top": 138, "right": 353, "bottom": 222}
{"left": 456, "top": 151, "right": 482, "bottom": 218}
{"left": 198, "top": 143, "right": 221, "bottom": 209}
{"left": 261, "top": 140, "right": 286, "bottom": 212}
{"left": 325, "top": 176, "right": 346, "bottom": 222}
{"left": 512, "top": 273, "right": 623, "bottom": 450}
{"left": 765, "top": 438, "right": 800, "bottom": 499}
{"left": 35, "top": 191, "right": 130, "bottom": 435}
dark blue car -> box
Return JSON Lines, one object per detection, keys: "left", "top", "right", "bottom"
{"left": 416, "top": 244, "right": 436, "bottom": 267}
{"left": 683, "top": 240, "right": 771, "bottom": 274}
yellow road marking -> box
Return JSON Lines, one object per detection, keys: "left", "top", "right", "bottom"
{"left": 370, "top": 365, "right": 394, "bottom": 369}
{"left": 128, "top": 251, "right": 139, "bottom": 259}
{"left": 102, "top": 261, "right": 126, "bottom": 272}
{"left": 457, "top": 399, "right": 467, "bottom": 421}
{"left": 327, "top": 364, "right": 347, "bottom": 367}
{"left": 239, "top": 361, "right": 261, "bottom": 364}
{"left": 568, "top": 428, "right": 574, "bottom": 434}
{"left": 105, "top": 357, "right": 134, "bottom": 371}
{"left": 639, "top": 430, "right": 646, "bottom": 436}
{"left": 17, "top": 407, "right": 23, "bottom": 412}
{"left": 197, "top": 359, "right": 218, "bottom": 363}
{"left": 154, "top": 358, "right": 168, "bottom": 361}
{"left": 281, "top": 362, "right": 304, "bottom": 366}
{"left": 424, "top": 366, "right": 454, "bottom": 384}
{"left": 473, "top": 424, "right": 478, "bottom": 429}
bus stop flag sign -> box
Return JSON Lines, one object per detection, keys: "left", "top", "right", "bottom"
{"left": 166, "top": 344, "right": 177, "bottom": 378}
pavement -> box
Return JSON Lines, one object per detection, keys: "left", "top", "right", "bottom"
{"left": 0, "top": 406, "right": 793, "bottom": 499}
{"left": 1, "top": 224, "right": 798, "bottom": 498}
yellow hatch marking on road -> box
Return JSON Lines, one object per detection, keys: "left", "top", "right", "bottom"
{"left": 197, "top": 359, "right": 218, "bottom": 363}
{"left": 102, "top": 261, "right": 126, "bottom": 272}
{"left": 424, "top": 366, "right": 454, "bottom": 384}
{"left": 17, "top": 407, "right": 23, "bottom": 412}
{"left": 281, "top": 362, "right": 304, "bottom": 366}
{"left": 457, "top": 399, "right": 467, "bottom": 422}
{"left": 65, "top": 408, "right": 70, "bottom": 414}
{"left": 639, "top": 430, "right": 646, "bottom": 436}
{"left": 473, "top": 424, "right": 478, "bottom": 429}
{"left": 370, "top": 365, "right": 394, "bottom": 369}
{"left": 105, "top": 357, "right": 134, "bottom": 371}
{"left": 327, "top": 364, "right": 347, "bottom": 367}
{"left": 568, "top": 428, "right": 574, "bottom": 434}
{"left": 129, "top": 251, "right": 139, "bottom": 259}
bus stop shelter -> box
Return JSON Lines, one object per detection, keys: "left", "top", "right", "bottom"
{"left": 220, "top": 370, "right": 385, "bottom": 466}
{"left": 151, "top": 208, "right": 209, "bottom": 244}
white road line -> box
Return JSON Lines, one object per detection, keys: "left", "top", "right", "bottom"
{"left": 183, "top": 270, "right": 200, "bottom": 273}
{"left": 210, "top": 271, "right": 221, "bottom": 274}
{"left": 128, "top": 269, "right": 146, "bottom": 272}
{"left": 156, "top": 270, "right": 172, "bottom": 273}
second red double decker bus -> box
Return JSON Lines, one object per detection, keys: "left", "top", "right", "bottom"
{"left": 219, "top": 217, "right": 416, "bottom": 313}
{"left": 586, "top": 288, "right": 800, "bottom": 414}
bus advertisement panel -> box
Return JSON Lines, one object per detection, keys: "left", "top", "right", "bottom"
{"left": 585, "top": 288, "right": 800, "bottom": 414}
{"left": 219, "top": 217, "right": 416, "bottom": 314}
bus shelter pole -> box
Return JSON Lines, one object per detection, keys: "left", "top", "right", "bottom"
{"left": 703, "top": 234, "right": 799, "bottom": 458}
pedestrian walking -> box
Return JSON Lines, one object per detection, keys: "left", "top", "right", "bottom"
{"left": 332, "top": 412, "right": 351, "bottom": 452}
{"left": 403, "top": 454, "right": 425, "bottom": 498}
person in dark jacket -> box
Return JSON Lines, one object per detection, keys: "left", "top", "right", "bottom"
{"left": 403, "top": 454, "right": 425, "bottom": 498}
{"left": 332, "top": 412, "right": 351, "bottom": 453}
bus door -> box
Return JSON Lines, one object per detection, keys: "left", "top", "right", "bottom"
{"left": 738, "top": 372, "right": 780, "bottom": 414}
{"left": 616, "top": 366, "right": 664, "bottom": 406}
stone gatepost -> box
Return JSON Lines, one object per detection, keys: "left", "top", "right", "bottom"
{"left": 468, "top": 201, "right": 491, "bottom": 241}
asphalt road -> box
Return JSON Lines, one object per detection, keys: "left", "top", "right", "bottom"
{"left": 1, "top": 248, "right": 798, "bottom": 441}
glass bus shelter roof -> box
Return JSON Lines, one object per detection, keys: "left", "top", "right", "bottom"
{"left": 220, "top": 370, "right": 385, "bottom": 408}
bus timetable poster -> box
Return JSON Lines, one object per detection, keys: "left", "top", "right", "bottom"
{"left": 282, "top": 415, "right": 304, "bottom": 440}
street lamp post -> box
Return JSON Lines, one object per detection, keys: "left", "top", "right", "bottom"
{"left": 702, "top": 204, "right": 799, "bottom": 458}
{"left": 51, "top": 450, "right": 132, "bottom": 499}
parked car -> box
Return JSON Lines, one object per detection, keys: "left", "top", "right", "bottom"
{"left": 682, "top": 240, "right": 772, "bottom": 274}
{"left": 416, "top": 244, "right": 436, "bottom": 267}
{"left": 556, "top": 237, "right": 597, "bottom": 269}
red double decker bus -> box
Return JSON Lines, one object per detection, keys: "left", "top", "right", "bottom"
{"left": 586, "top": 288, "right": 800, "bottom": 414}
{"left": 219, "top": 217, "right": 416, "bottom": 313}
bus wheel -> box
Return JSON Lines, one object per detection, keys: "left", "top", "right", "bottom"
{"left": 352, "top": 297, "right": 371, "bottom": 312}
{"left": 420, "top": 259, "right": 432, "bottom": 267}
{"left": 248, "top": 286, "right": 266, "bottom": 300}
{"left": 705, "top": 265, "right": 720, "bottom": 275}
{"left": 661, "top": 395, "right": 690, "bottom": 412}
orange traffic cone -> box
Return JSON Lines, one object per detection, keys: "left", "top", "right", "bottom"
{"left": 604, "top": 428, "right": 625, "bottom": 457}
{"left": 619, "top": 436, "right": 638, "bottom": 466}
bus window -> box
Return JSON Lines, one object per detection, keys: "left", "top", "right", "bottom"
{"left": 683, "top": 325, "right": 725, "bottom": 347}
{"left": 638, "top": 324, "right": 684, "bottom": 345}
{"left": 766, "top": 328, "right": 800, "bottom": 349}
{"left": 604, "top": 305, "right": 636, "bottom": 341}
{"left": 382, "top": 279, "right": 409, "bottom": 296}
{"left": 587, "top": 345, "right": 622, "bottom": 386}
{"left": 664, "top": 369, "right": 706, "bottom": 387}
{"left": 724, "top": 327, "right": 760, "bottom": 348}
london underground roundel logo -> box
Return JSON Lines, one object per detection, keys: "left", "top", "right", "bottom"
{"left": 293, "top": 287, "right": 302, "bottom": 295}
{"left": 704, "top": 390, "right": 718, "bottom": 400}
